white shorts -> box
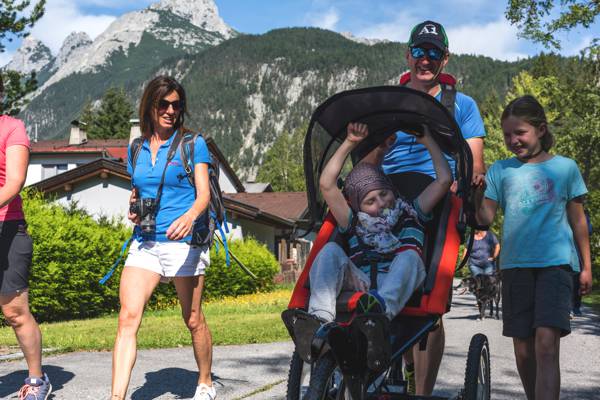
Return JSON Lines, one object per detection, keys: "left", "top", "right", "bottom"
{"left": 124, "top": 239, "right": 210, "bottom": 279}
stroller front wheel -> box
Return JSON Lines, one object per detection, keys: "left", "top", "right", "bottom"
{"left": 305, "top": 352, "right": 345, "bottom": 400}
{"left": 287, "top": 350, "right": 312, "bottom": 399}
{"left": 463, "top": 333, "right": 491, "bottom": 400}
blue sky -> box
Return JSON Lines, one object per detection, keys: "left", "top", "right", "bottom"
{"left": 2, "top": 0, "right": 597, "bottom": 66}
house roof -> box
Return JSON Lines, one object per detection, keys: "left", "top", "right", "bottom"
{"left": 29, "top": 136, "right": 246, "bottom": 193}
{"left": 29, "top": 158, "right": 129, "bottom": 193}
{"left": 27, "top": 159, "right": 299, "bottom": 229}
{"left": 30, "top": 139, "right": 129, "bottom": 160}
{"left": 224, "top": 192, "right": 308, "bottom": 221}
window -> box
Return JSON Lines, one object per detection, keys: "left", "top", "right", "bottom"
{"left": 41, "top": 164, "right": 68, "bottom": 179}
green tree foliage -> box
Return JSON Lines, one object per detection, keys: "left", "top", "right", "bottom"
{"left": 506, "top": 0, "right": 600, "bottom": 49}
{"left": 0, "top": 0, "right": 45, "bottom": 114}
{"left": 256, "top": 123, "right": 307, "bottom": 191}
{"left": 14, "top": 190, "right": 279, "bottom": 322}
{"left": 80, "top": 87, "right": 134, "bottom": 139}
{"left": 204, "top": 237, "right": 280, "bottom": 298}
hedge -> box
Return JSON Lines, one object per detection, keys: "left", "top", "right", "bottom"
{"left": 8, "top": 191, "right": 278, "bottom": 323}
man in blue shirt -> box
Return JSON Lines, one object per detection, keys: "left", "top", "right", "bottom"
{"left": 363, "top": 20, "right": 487, "bottom": 396}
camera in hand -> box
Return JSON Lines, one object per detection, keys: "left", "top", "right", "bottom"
{"left": 130, "top": 198, "right": 157, "bottom": 234}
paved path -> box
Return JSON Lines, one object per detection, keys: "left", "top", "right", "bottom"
{"left": 1, "top": 291, "right": 599, "bottom": 399}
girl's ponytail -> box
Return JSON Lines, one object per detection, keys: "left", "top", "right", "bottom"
{"left": 501, "top": 95, "right": 554, "bottom": 151}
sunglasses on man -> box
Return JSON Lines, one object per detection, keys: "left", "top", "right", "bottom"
{"left": 410, "top": 46, "right": 445, "bottom": 61}
{"left": 157, "top": 99, "right": 184, "bottom": 114}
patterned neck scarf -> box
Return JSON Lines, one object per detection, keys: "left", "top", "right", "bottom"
{"left": 355, "top": 198, "right": 416, "bottom": 254}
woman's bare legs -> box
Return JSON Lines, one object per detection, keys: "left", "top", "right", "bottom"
{"left": 0, "top": 291, "right": 43, "bottom": 378}
{"left": 111, "top": 267, "right": 161, "bottom": 399}
{"left": 174, "top": 275, "right": 212, "bottom": 385}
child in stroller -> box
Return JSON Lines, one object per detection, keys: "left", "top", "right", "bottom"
{"left": 306, "top": 121, "right": 451, "bottom": 369}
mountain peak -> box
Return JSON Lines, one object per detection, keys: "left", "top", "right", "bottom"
{"left": 5, "top": 35, "right": 53, "bottom": 74}
{"left": 56, "top": 32, "right": 92, "bottom": 69}
{"left": 150, "top": 0, "right": 234, "bottom": 38}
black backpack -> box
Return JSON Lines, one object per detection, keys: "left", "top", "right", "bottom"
{"left": 130, "top": 130, "right": 230, "bottom": 263}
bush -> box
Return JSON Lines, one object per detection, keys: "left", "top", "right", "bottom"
{"left": 204, "top": 237, "right": 279, "bottom": 299}
{"left": 12, "top": 191, "right": 279, "bottom": 322}
{"left": 21, "top": 190, "right": 130, "bottom": 322}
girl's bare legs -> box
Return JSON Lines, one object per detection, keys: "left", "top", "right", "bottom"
{"left": 513, "top": 337, "right": 536, "bottom": 400}
{"left": 111, "top": 267, "right": 161, "bottom": 398}
{"left": 535, "top": 327, "right": 561, "bottom": 400}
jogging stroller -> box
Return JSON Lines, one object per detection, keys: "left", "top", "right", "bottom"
{"left": 281, "top": 86, "right": 490, "bottom": 400}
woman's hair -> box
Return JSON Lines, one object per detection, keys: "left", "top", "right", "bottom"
{"left": 501, "top": 95, "right": 554, "bottom": 151}
{"left": 139, "top": 76, "right": 187, "bottom": 137}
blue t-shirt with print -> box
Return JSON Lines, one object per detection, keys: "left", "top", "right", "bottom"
{"left": 382, "top": 91, "right": 485, "bottom": 177}
{"left": 127, "top": 132, "right": 211, "bottom": 242}
{"left": 484, "top": 155, "right": 588, "bottom": 271}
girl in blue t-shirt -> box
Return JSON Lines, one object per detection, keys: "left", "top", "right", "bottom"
{"left": 111, "top": 76, "right": 216, "bottom": 400}
{"left": 475, "top": 95, "right": 592, "bottom": 400}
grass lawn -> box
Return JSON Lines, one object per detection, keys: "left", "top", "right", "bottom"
{"left": 0, "top": 289, "right": 292, "bottom": 354}
{"left": 582, "top": 287, "right": 600, "bottom": 313}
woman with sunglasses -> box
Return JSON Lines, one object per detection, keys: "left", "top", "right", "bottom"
{"left": 111, "top": 76, "right": 216, "bottom": 400}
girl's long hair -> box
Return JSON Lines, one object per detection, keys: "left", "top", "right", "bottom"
{"left": 501, "top": 95, "right": 554, "bottom": 151}
{"left": 139, "top": 76, "right": 187, "bottom": 138}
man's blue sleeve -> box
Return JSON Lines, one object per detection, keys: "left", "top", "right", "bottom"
{"left": 455, "top": 93, "right": 486, "bottom": 140}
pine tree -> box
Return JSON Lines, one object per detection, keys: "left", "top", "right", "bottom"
{"left": 85, "top": 87, "right": 134, "bottom": 139}
{"left": 256, "top": 124, "right": 307, "bottom": 192}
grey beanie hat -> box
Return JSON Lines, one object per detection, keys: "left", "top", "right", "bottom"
{"left": 343, "top": 163, "right": 395, "bottom": 211}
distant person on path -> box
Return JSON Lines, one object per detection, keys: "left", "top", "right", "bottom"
{"left": 475, "top": 95, "right": 592, "bottom": 400}
{"left": 362, "top": 20, "right": 487, "bottom": 396}
{"left": 111, "top": 76, "right": 215, "bottom": 400}
{"left": 0, "top": 76, "right": 52, "bottom": 399}
{"left": 572, "top": 209, "right": 592, "bottom": 317}
{"left": 463, "top": 230, "right": 500, "bottom": 277}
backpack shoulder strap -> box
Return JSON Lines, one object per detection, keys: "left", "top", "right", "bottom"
{"left": 440, "top": 83, "right": 456, "bottom": 116}
{"left": 129, "top": 137, "right": 144, "bottom": 173}
{"left": 180, "top": 130, "right": 200, "bottom": 187}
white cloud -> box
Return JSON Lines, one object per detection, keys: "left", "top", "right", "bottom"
{"left": 561, "top": 35, "right": 594, "bottom": 56}
{"left": 306, "top": 7, "right": 340, "bottom": 30}
{"left": 0, "top": 50, "right": 14, "bottom": 68}
{"left": 356, "top": 14, "right": 528, "bottom": 61}
{"left": 355, "top": 11, "right": 420, "bottom": 42}
{"left": 29, "top": 0, "right": 117, "bottom": 54}
{"left": 447, "top": 19, "right": 527, "bottom": 61}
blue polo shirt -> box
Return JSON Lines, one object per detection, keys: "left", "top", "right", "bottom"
{"left": 382, "top": 91, "right": 485, "bottom": 177}
{"left": 127, "top": 131, "right": 211, "bottom": 242}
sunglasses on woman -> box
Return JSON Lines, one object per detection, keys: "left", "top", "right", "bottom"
{"left": 157, "top": 99, "right": 184, "bottom": 114}
{"left": 410, "top": 46, "right": 445, "bottom": 61}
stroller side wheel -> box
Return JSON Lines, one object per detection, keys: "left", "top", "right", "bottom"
{"left": 287, "top": 350, "right": 311, "bottom": 399}
{"left": 305, "top": 352, "right": 345, "bottom": 400}
{"left": 463, "top": 333, "right": 491, "bottom": 400}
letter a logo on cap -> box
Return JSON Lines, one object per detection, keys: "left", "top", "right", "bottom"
{"left": 419, "top": 24, "right": 438, "bottom": 35}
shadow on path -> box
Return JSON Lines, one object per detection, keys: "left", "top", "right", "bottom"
{"left": 0, "top": 365, "right": 75, "bottom": 399}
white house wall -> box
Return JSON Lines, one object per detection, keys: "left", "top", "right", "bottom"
{"left": 26, "top": 154, "right": 103, "bottom": 186}
{"left": 47, "top": 177, "right": 247, "bottom": 244}
{"left": 233, "top": 219, "right": 276, "bottom": 253}
{"left": 53, "top": 176, "right": 132, "bottom": 223}
{"left": 219, "top": 168, "right": 238, "bottom": 194}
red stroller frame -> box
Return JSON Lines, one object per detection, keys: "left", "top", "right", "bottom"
{"left": 283, "top": 86, "right": 489, "bottom": 400}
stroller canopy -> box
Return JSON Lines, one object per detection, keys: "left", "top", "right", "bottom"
{"left": 303, "top": 85, "right": 474, "bottom": 226}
